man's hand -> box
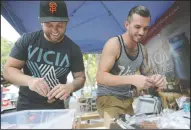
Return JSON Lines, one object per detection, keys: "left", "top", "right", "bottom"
{"left": 28, "top": 78, "right": 50, "bottom": 97}
{"left": 150, "top": 74, "right": 167, "bottom": 90}
{"left": 46, "top": 71, "right": 85, "bottom": 103}
{"left": 47, "top": 98, "right": 57, "bottom": 103}
{"left": 47, "top": 83, "right": 74, "bottom": 101}
{"left": 132, "top": 75, "right": 155, "bottom": 90}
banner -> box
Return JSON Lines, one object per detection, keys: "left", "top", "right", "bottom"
{"left": 142, "top": 1, "right": 190, "bottom": 45}
{"left": 144, "top": 1, "right": 190, "bottom": 94}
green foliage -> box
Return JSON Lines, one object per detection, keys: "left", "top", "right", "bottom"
{"left": 1, "top": 37, "right": 13, "bottom": 86}
{"left": 83, "top": 54, "right": 99, "bottom": 87}
{"left": 1, "top": 37, "right": 13, "bottom": 72}
{"left": 84, "top": 92, "right": 91, "bottom": 97}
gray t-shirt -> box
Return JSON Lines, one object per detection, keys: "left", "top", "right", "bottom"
{"left": 9, "top": 30, "right": 84, "bottom": 110}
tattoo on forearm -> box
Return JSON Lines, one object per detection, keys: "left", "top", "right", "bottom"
{"left": 140, "top": 45, "right": 152, "bottom": 76}
{"left": 72, "top": 78, "right": 85, "bottom": 92}
{"left": 71, "top": 72, "right": 86, "bottom": 92}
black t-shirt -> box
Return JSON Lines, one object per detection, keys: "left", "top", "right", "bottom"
{"left": 9, "top": 30, "right": 84, "bottom": 110}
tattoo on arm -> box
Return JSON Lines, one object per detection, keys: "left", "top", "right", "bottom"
{"left": 71, "top": 71, "right": 86, "bottom": 92}
{"left": 140, "top": 45, "right": 153, "bottom": 76}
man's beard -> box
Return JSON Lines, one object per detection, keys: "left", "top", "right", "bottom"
{"left": 44, "top": 32, "right": 65, "bottom": 43}
{"left": 131, "top": 34, "right": 143, "bottom": 43}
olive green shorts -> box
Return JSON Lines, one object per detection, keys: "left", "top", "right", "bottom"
{"left": 96, "top": 95, "right": 134, "bottom": 118}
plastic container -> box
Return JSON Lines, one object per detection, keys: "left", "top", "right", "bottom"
{"left": 135, "top": 95, "right": 162, "bottom": 114}
{"left": 1, "top": 109, "right": 76, "bottom": 129}
{"left": 183, "top": 102, "right": 190, "bottom": 112}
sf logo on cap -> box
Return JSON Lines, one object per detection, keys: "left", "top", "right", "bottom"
{"left": 49, "top": 2, "right": 57, "bottom": 14}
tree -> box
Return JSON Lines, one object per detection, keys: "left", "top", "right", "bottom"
{"left": 83, "top": 54, "right": 100, "bottom": 93}
{"left": 1, "top": 37, "right": 13, "bottom": 69}
{"left": 1, "top": 37, "right": 13, "bottom": 87}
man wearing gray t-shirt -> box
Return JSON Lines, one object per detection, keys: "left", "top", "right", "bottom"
{"left": 96, "top": 6, "right": 167, "bottom": 118}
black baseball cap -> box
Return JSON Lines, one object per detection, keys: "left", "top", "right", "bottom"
{"left": 39, "top": 1, "right": 69, "bottom": 23}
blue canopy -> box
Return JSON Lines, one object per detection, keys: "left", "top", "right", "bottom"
{"left": 2, "top": 1, "right": 174, "bottom": 53}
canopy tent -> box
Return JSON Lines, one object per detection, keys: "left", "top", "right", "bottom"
{"left": 2, "top": 1, "right": 175, "bottom": 53}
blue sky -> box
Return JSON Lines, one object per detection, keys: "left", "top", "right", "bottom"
{"left": 1, "top": 15, "right": 20, "bottom": 43}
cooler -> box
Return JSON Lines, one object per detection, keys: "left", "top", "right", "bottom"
{"left": 1, "top": 109, "right": 76, "bottom": 129}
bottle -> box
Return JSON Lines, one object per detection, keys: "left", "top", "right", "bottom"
{"left": 183, "top": 102, "right": 190, "bottom": 112}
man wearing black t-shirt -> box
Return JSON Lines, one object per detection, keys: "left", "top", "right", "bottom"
{"left": 3, "top": 1, "right": 86, "bottom": 111}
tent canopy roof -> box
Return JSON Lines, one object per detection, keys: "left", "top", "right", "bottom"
{"left": 2, "top": 1, "right": 175, "bottom": 53}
